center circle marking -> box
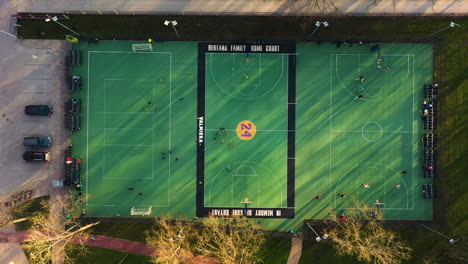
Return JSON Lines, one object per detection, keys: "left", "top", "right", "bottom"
{"left": 361, "top": 121, "right": 383, "bottom": 142}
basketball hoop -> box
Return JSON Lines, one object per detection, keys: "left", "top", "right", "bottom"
{"left": 372, "top": 200, "right": 385, "bottom": 206}
{"left": 241, "top": 198, "right": 252, "bottom": 208}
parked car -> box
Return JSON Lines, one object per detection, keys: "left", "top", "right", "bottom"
{"left": 24, "top": 105, "right": 53, "bottom": 116}
{"left": 23, "top": 137, "right": 53, "bottom": 147}
{"left": 23, "top": 151, "right": 51, "bottom": 162}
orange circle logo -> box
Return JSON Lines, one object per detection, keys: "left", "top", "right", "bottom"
{"left": 236, "top": 120, "right": 256, "bottom": 140}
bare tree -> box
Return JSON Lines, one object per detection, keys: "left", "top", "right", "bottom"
{"left": 146, "top": 216, "right": 198, "bottom": 264}
{"left": 0, "top": 204, "right": 28, "bottom": 228}
{"left": 286, "top": 0, "right": 338, "bottom": 14}
{"left": 196, "top": 216, "right": 266, "bottom": 264}
{"left": 325, "top": 200, "right": 411, "bottom": 264}
{"left": 146, "top": 216, "right": 265, "bottom": 264}
{"left": 22, "top": 193, "right": 99, "bottom": 264}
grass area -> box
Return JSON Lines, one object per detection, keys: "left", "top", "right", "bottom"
{"left": 87, "top": 222, "right": 153, "bottom": 243}
{"left": 300, "top": 223, "right": 460, "bottom": 264}
{"left": 258, "top": 234, "right": 291, "bottom": 264}
{"left": 16, "top": 15, "right": 467, "bottom": 263}
{"left": 66, "top": 246, "right": 151, "bottom": 264}
{"left": 12, "top": 196, "right": 49, "bottom": 231}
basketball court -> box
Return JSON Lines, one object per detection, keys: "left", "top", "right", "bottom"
{"left": 71, "top": 41, "right": 433, "bottom": 230}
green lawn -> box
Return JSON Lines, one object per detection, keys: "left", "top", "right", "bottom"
{"left": 12, "top": 196, "right": 49, "bottom": 231}
{"left": 66, "top": 246, "right": 151, "bottom": 264}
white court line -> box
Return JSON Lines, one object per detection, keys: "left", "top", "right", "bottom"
{"left": 102, "top": 177, "right": 153, "bottom": 180}
{"left": 332, "top": 53, "right": 414, "bottom": 56}
{"left": 334, "top": 54, "right": 411, "bottom": 101}
{"left": 208, "top": 53, "right": 285, "bottom": 100}
{"left": 336, "top": 207, "right": 414, "bottom": 210}
{"left": 205, "top": 129, "right": 297, "bottom": 132}
{"left": 86, "top": 51, "right": 90, "bottom": 206}
{"left": 86, "top": 51, "right": 173, "bottom": 208}
{"left": 103, "top": 78, "right": 154, "bottom": 81}
{"left": 411, "top": 55, "right": 415, "bottom": 210}
{"left": 103, "top": 78, "right": 107, "bottom": 185}
{"left": 102, "top": 144, "right": 162, "bottom": 147}
{"left": 152, "top": 79, "right": 155, "bottom": 183}
{"left": 104, "top": 128, "right": 152, "bottom": 131}
{"left": 231, "top": 53, "right": 260, "bottom": 87}
{"left": 206, "top": 206, "right": 292, "bottom": 209}
{"left": 89, "top": 51, "right": 171, "bottom": 54}
{"left": 96, "top": 111, "right": 153, "bottom": 114}
{"left": 168, "top": 52, "right": 173, "bottom": 205}
{"left": 331, "top": 130, "right": 412, "bottom": 133}
{"left": 206, "top": 52, "right": 296, "bottom": 55}
{"left": 86, "top": 204, "right": 117, "bottom": 207}
{"left": 329, "top": 54, "right": 333, "bottom": 209}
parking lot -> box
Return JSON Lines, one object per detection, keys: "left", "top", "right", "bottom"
{"left": 0, "top": 37, "right": 70, "bottom": 198}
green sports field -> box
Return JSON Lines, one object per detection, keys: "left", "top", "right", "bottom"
{"left": 71, "top": 41, "right": 433, "bottom": 231}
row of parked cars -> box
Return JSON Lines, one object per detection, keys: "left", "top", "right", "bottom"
{"left": 23, "top": 105, "right": 54, "bottom": 162}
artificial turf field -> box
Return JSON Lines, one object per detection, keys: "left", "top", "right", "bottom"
{"left": 71, "top": 41, "right": 433, "bottom": 231}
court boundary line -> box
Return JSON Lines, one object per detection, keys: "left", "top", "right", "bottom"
{"left": 232, "top": 53, "right": 261, "bottom": 87}
{"left": 207, "top": 161, "right": 285, "bottom": 208}
{"left": 89, "top": 51, "right": 171, "bottom": 54}
{"left": 101, "top": 177, "right": 153, "bottom": 180}
{"left": 102, "top": 79, "right": 155, "bottom": 181}
{"left": 85, "top": 51, "right": 173, "bottom": 209}
{"left": 101, "top": 144, "right": 163, "bottom": 147}
{"left": 329, "top": 53, "right": 415, "bottom": 211}
{"left": 411, "top": 55, "right": 415, "bottom": 210}
{"left": 208, "top": 53, "right": 286, "bottom": 100}
{"left": 86, "top": 51, "right": 90, "bottom": 206}
{"left": 334, "top": 54, "right": 412, "bottom": 101}
{"left": 197, "top": 43, "right": 296, "bottom": 218}
{"left": 152, "top": 78, "right": 156, "bottom": 186}
{"left": 168, "top": 52, "right": 172, "bottom": 205}
{"left": 331, "top": 130, "right": 412, "bottom": 133}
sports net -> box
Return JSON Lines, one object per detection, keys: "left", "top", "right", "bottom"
{"left": 130, "top": 206, "right": 152, "bottom": 216}
{"left": 132, "top": 43, "right": 153, "bottom": 52}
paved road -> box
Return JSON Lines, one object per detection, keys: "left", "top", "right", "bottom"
{"left": 16, "top": 0, "right": 468, "bottom": 15}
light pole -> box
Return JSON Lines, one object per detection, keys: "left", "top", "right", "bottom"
{"left": 164, "top": 20, "right": 180, "bottom": 39}
{"left": 45, "top": 16, "right": 80, "bottom": 36}
{"left": 306, "top": 222, "right": 328, "bottom": 242}
{"left": 419, "top": 22, "right": 460, "bottom": 40}
{"left": 421, "top": 224, "right": 459, "bottom": 244}
{"left": 307, "top": 21, "right": 329, "bottom": 40}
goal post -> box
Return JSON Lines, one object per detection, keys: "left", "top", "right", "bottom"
{"left": 130, "top": 206, "right": 152, "bottom": 216}
{"left": 132, "top": 43, "right": 153, "bottom": 52}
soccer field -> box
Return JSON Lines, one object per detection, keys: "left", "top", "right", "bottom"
{"left": 71, "top": 41, "right": 433, "bottom": 230}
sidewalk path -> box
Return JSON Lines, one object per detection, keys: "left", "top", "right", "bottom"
{"left": 0, "top": 225, "right": 29, "bottom": 264}
{"left": 17, "top": 0, "right": 468, "bottom": 16}
{"left": 287, "top": 234, "right": 303, "bottom": 264}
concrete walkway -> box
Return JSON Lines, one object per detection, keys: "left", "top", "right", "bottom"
{"left": 287, "top": 234, "right": 303, "bottom": 264}
{"left": 17, "top": 0, "right": 468, "bottom": 15}
{"left": 0, "top": 225, "right": 29, "bottom": 264}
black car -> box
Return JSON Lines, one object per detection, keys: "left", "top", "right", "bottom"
{"left": 23, "top": 151, "right": 51, "bottom": 162}
{"left": 25, "top": 105, "right": 54, "bottom": 116}
{"left": 23, "top": 137, "right": 53, "bottom": 147}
